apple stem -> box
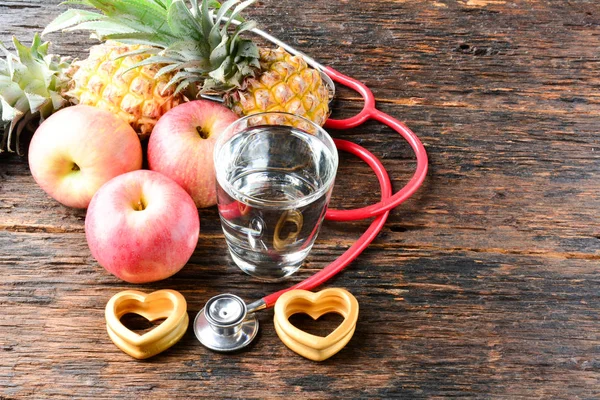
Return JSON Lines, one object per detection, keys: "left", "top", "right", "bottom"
{"left": 196, "top": 126, "right": 210, "bottom": 139}
{"left": 136, "top": 198, "right": 147, "bottom": 211}
{"left": 71, "top": 163, "right": 80, "bottom": 172}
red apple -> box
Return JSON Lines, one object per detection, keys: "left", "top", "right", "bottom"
{"left": 85, "top": 170, "right": 200, "bottom": 283}
{"left": 28, "top": 105, "right": 142, "bottom": 208}
{"left": 148, "top": 100, "right": 239, "bottom": 208}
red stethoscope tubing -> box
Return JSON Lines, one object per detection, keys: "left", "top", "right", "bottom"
{"left": 324, "top": 67, "right": 429, "bottom": 221}
{"left": 262, "top": 67, "right": 429, "bottom": 309}
{"left": 263, "top": 139, "right": 392, "bottom": 307}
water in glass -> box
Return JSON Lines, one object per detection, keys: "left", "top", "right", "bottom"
{"left": 215, "top": 125, "right": 337, "bottom": 281}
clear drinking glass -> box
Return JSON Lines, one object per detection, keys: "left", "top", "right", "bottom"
{"left": 214, "top": 112, "right": 339, "bottom": 281}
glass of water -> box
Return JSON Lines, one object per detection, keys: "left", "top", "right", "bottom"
{"left": 214, "top": 112, "right": 339, "bottom": 281}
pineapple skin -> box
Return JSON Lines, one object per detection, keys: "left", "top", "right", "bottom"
{"left": 68, "top": 42, "right": 184, "bottom": 139}
{"left": 0, "top": 34, "right": 73, "bottom": 155}
{"left": 226, "top": 47, "right": 330, "bottom": 127}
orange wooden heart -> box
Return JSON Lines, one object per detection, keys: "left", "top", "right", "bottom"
{"left": 274, "top": 288, "right": 359, "bottom": 361}
{"left": 105, "top": 289, "right": 189, "bottom": 359}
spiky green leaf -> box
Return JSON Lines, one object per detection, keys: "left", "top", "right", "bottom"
{"left": 13, "top": 37, "right": 40, "bottom": 76}
{"left": 208, "top": 34, "right": 229, "bottom": 68}
{"left": 0, "top": 59, "right": 8, "bottom": 76}
{"left": 47, "top": 0, "right": 173, "bottom": 38}
{"left": 175, "top": 76, "right": 202, "bottom": 95}
{"left": 220, "top": 0, "right": 255, "bottom": 36}
{"left": 165, "top": 70, "right": 202, "bottom": 90}
{"left": 12, "top": 95, "right": 32, "bottom": 114}
{"left": 174, "top": 79, "right": 189, "bottom": 95}
{"left": 100, "top": 32, "right": 173, "bottom": 48}
{"left": 128, "top": 55, "right": 177, "bottom": 67}
{"left": 63, "top": 20, "right": 140, "bottom": 37}
{"left": 189, "top": 0, "right": 199, "bottom": 17}
{"left": 209, "top": 0, "right": 239, "bottom": 48}
{"left": 23, "top": 79, "right": 48, "bottom": 97}
{"left": 155, "top": 62, "right": 186, "bottom": 78}
{"left": 200, "top": 0, "right": 217, "bottom": 40}
{"left": 229, "top": 21, "right": 256, "bottom": 54}
{"left": 149, "top": 0, "right": 170, "bottom": 9}
{"left": 167, "top": 0, "right": 203, "bottom": 41}
{"left": 30, "top": 34, "right": 49, "bottom": 59}
{"left": 0, "top": 80, "right": 23, "bottom": 105}
{"left": 208, "top": 55, "right": 233, "bottom": 83}
{"left": 165, "top": 40, "right": 208, "bottom": 59}
{"left": 155, "top": 59, "right": 211, "bottom": 78}
{"left": 86, "top": 0, "right": 169, "bottom": 32}
{"left": 0, "top": 98, "right": 18, "bottom": 121}
{"left": 49, "top": 90, "right": 68, "bottom": 110}
{"left": 112, "top": 46, "right": 161, "bottom": 60}
{"left": 42, "top": 9, "right": 105, "bottom": 36}
{"left": 25, "top": 92, "right": 48, "bottom": 114}
{"left": 234, "top": 39, "right": 258, "bottom": 59}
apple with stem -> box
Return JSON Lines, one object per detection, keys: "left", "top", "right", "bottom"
{"left": 85, "top": 170, "right": 200, "bottom": 283}
{"left": 148, "top": 100, "right": 239, "bottom": 208}
{"left": 28, "top": 105, "right": 142, "bottom": 208}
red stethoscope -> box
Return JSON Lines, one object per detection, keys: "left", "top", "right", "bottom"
{"left": 194, "top": 28, "right": 429, "bottom": 352}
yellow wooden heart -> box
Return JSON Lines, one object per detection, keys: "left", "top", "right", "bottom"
{"left": 274, "top": 288, "right": 359, "bottom": 361}
{"left": 105, "top": 289, "right": 189, "bottom": 359}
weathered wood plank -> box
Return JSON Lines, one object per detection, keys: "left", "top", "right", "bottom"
{"left": 1, "top": 231, "right": 599, "bottom": 398}
{"left": 1, "top": 0, "right": 600, "bottom": 398}
{"left": 4, "top": 100, "right": 599, "bottom": 257}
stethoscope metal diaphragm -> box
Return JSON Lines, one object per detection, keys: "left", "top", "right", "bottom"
{"left": 193, "top": 293, "right": 259, "bottom": 352}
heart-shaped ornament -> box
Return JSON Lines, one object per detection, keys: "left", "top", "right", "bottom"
{"left": 274, "top": 288, "right": 359, "bottom": 361}
{"left": 105, "top": 289, "right": 189, "bottom": 359}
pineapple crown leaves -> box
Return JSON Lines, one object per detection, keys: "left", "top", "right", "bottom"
{"left": 43, "top": 0, "right": 261, "bottom": 94}
{"left": 0, "top": 34, "right": 72, "bottom": 155}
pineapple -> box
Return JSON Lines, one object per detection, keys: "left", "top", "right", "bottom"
{"left": 43, "top": 0, "right": 330, "bottom": 127}
{"left": 0, "top": 34, "right": 72, "bottom": 155}
{"left": 68, "top": 41, "right": 184, "bottom": 139}
{"left": 0, "top": 34, "right": 182, "bottom": 155}
{"left": 226, "top": 47, "right": 329, "bottom": 127}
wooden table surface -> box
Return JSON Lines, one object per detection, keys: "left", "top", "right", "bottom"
{"left": 1, "top": 0, "right": 599, "bottom": 398}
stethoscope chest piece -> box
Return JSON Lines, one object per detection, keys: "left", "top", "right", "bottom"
{"left": 194, "top": 293, "right": 259, "bottom": 352}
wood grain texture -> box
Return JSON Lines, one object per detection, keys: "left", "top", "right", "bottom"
{"left": 1, "top": 0, "right": 600, "bottom": 398}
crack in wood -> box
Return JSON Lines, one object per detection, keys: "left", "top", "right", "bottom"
{"left": 0, "top": 225, "right": 84, "bottom": 234}
{"left": 369, "top": 243, "right": 600, "bottom": 260}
